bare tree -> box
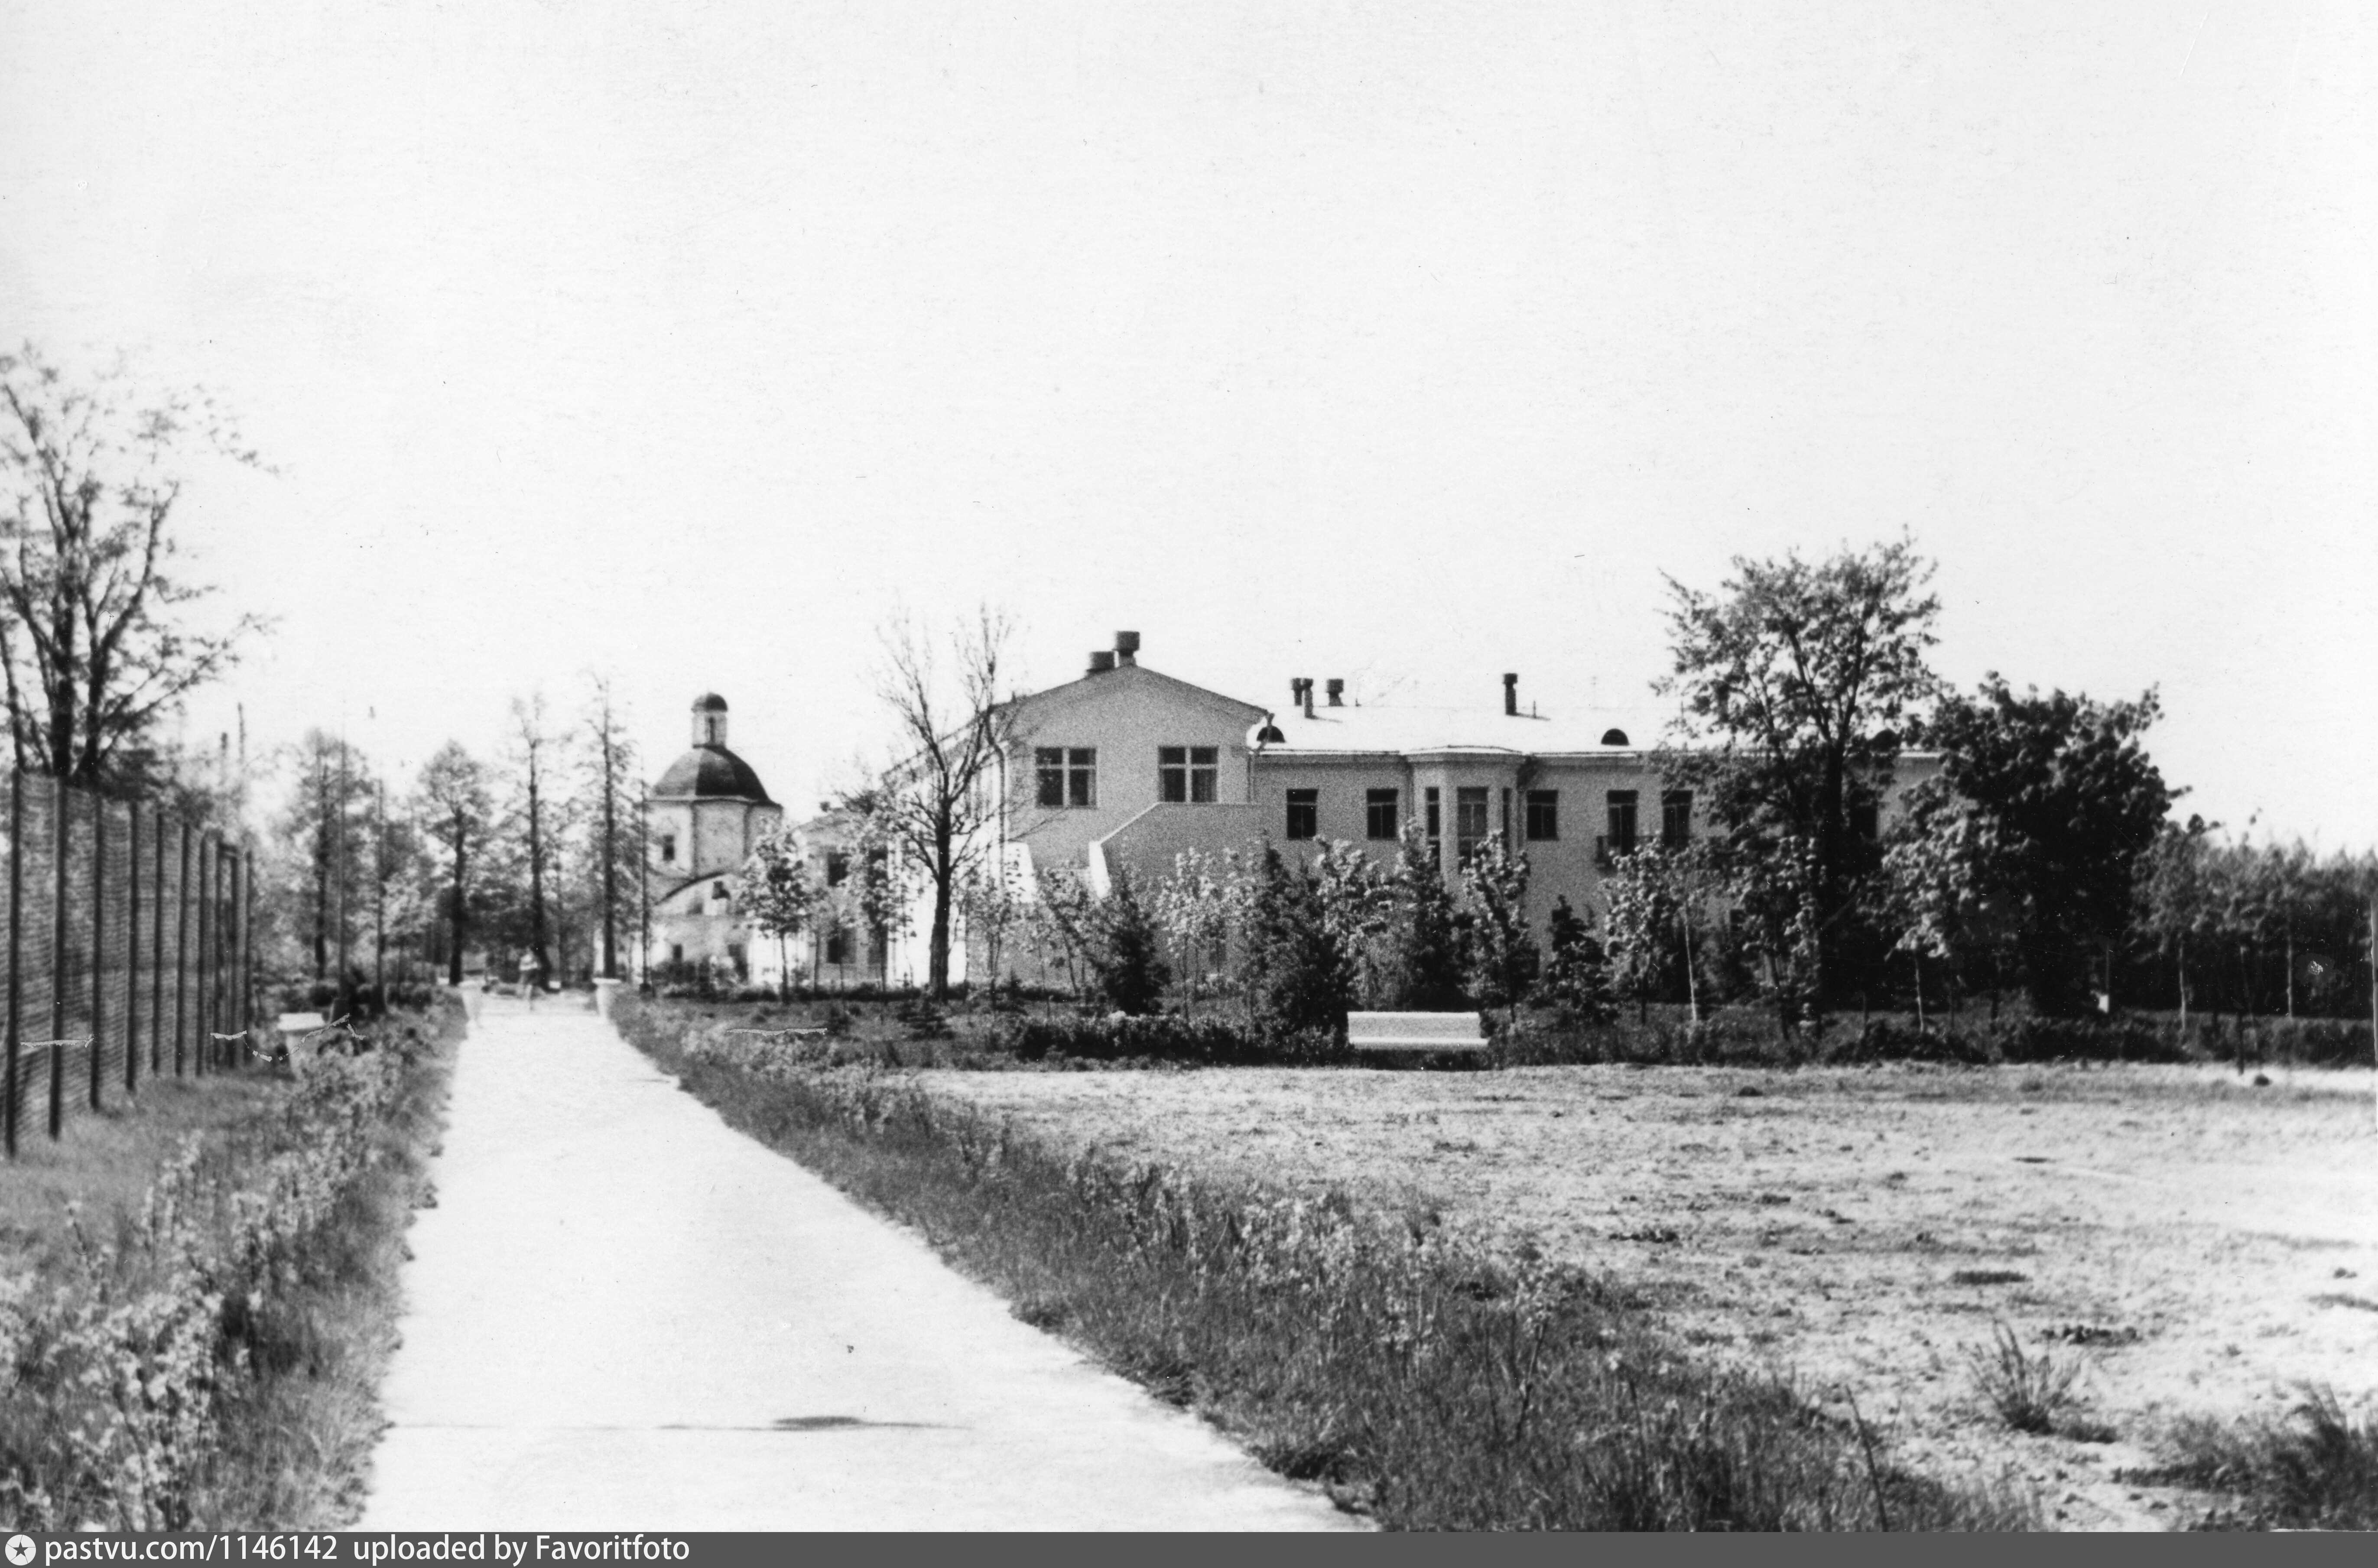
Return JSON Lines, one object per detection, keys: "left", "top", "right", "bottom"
{"left": 581, "top": 675, "right": 639, "bottom": 980}
{"left": 508, "top": 692, "right": 562, "bottom": 981}
{"left": 0, "top": 343, "right": 271, "bottom": 783}
{"left": 873, "top": 606, "right": 1015, "bottom": 1000}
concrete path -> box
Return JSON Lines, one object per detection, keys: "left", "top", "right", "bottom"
{"left": 360, "top": 994, "right": 1356, "bottom": 1531}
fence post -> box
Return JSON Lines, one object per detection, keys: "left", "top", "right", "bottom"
{"left": 127, "top": 798, "right": 140, "bottom": 1096}
{"left": 175, "top": 817, "right": 190, "bottom": 1078}
{"left": 5, "top": 769, "right": 21, "bottom": 1159}
{"left": 237, "top": 844, "right": 253, "bottom": 1063}
{"left": 196, "top": 831, "right": 213, "bottom": 1071}
{"left": 49, "top": 774, "right": 66, "bottom": 1136}
{"left": 90, "top": 786, "right": 104, "bottom": 1112}
{"left": 152, "top": 809, "right": 166, "bottom": 1077}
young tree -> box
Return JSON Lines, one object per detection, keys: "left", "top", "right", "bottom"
{"left": 1312, "top": 839, "right": 1394, "bottom": 1006}
{"left": 1657, "top": 538, "right": 1942, "bottom": 1012}
{"left": 1239, "top": 842, "right": 1352, "bottom": 1046}
{"left": 955, "top": 857, "right": 1028, "bottom": 999}
{"left": 1601, "top": 844, "right": 1687, "bottom": 1024}
{"left": 1154, "top": 847, "right": 1238, "bottom": 1015}
{"left": 1915, "top": 676, "right": 2173, "bottom": 1015}
{"left": 1878, "top": 801, "right": 1997, "bottom": 1028}
{"left": 735, "top": 821, "right": 813, "bottom": 999}
{"left": 1087, "top": 866, "right": 1171, "bottom": 1015}
{"left": 848, "top": 799, "right": 911, "bottom": 985}
{"left": 1381, "top": 824, "right": 1465, "bottom": 1010}
{"left": 1460, "top": 839, "right": 1539, "bottom": 1024}
{"left": 0, "top": 344, "right": 272, "bottom": 784}
{"left": 1029, "top": 864, "right": 1097, "bottom": 998}
{"left": 871, "top": 606, "right": 1015, "bottom": 1000}
{"left": 1537, "top": 896, "right": 1616, "bottom": 1023}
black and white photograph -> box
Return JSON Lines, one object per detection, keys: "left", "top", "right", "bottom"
{"left": 1, "top": 0, "right": 2373, "bottom": 1538}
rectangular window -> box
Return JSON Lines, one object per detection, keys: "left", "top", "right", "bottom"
{"left": 659, "top": 833, "right": 677, "bottom": 864}
{"left": 1159, "top": 745, "right": 1221, "bottom": 804}
{"left": 1035, "top": 747, "right": 1065, "bottom": 808}
{"left": 825, "top": 927, "right": 848, "bottom": 965}
{"left": 1456, "top": 786, "right": 1489, "bottom": 863}
{"left": 1285, "top": 788, "right": 1319, "bottom": 840}
{"left": 1661, "top": 790, "right": 1694, "bottom": 850}
{"left": 826, "top": 851, "right": 850, "bottom": 886}
{"left": 1605, "top": 791, "right": 1638, "bottom": 856}
{"left": 1850, "top": 799, "right": 1880, "bottom": 843}
{"left": 1525, "top": 790, "right": 1559, "bottom": 841}
{"left": 1068, "top": 748, "right": 1097, "bottom": 807}
{"left": 1365, "top": 788, "right": 1399, "bottom": 841}
{"left": 1424, "top": 787, "right": 1441, "bottom": 851}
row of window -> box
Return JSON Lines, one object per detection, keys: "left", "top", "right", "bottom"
{"left": 1281, "top": 786, "right": 1697, "bottom": 852}
{"left": 1034, "top": 745, "right": 1224, "bottom": 807}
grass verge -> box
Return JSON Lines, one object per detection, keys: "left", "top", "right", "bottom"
{"left": 0, "top": 996, "right": 463, "bottom": 1529}
{"left": 616, "top": 992, "right": 2034, "bottom": 1531}
{"left": 2141, "top": 1391, "right": 2378, "bottom": 1530}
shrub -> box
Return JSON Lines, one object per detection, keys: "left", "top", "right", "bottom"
{"left": 1086, "top": 868, "right": 1171, "bottom": 1016}
{"left": 1965, "top": 1323, "right": 2085, "bottom": 1435}
{"left": 996, "top": 1013, "right": 1344, "bottom": 1068}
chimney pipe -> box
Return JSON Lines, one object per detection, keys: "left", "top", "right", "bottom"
{"left": 1503, "top": 672, "right": 1519, "bottom": 716}
{"left": 1088, "top": 650, "right": 1116, "bottom": 674}
{"left": 1114, "top": 630, "right": 1140, "bottom": 666}
{"left": 1296, "top": 678, "right": 1315, "bottom": 719}
{"left": 1325, "top": 678, "right": 1344, "bottom": 708}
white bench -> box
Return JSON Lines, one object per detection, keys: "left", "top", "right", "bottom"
{"left": 1346, "top": 1011, "right": 1489, "bottom": 1056}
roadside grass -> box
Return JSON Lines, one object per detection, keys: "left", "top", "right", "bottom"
{"left": 0, "top": 997, "right": 462, "bottom": 1530}
{"left": 1965, "top": 1323, "right": 2092, "bottom": 1438}
{"left": 616, "top": 993, "right": 2036, "bottom": 1531}
{"left": 2143, "top": 1389, "right": 2378, "bottom": 1530}
{"left": 0, "top": 1074, "right": 290, "bottom": 1269}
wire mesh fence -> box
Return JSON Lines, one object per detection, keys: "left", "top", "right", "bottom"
{"left": 1, "top": 770, "right": 254, "bottom": 1156}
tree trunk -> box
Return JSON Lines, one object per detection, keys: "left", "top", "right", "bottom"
{"left": 1913, "top": 951, "right": 1926, "bottom": 1032}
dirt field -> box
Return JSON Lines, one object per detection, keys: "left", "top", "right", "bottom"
{"left": 924, "top": 1059, "right": 2378, "bottom": 1530}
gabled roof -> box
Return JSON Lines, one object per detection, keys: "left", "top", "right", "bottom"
{"left": 1002, "top": 662, "right": 1269, "bottom": 734}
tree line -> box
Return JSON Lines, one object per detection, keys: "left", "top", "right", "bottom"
{"left": 263, "top": 681, "right": 644, "bottom": 1003}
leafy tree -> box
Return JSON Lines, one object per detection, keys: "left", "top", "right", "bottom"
{"left": 1915, "top": 676, "right": 2172, "bottom": 1015}
{"left": 1657, "top": 538, "right": 1942, "bottom": 1010}
{"left": 1028, "top": 864, "right": 1096, "bottom": 997}
{"left": 871, "top": 606, "right": 1015, "bottom": 999}
{"left": 501, "top": 692, "right": 567, "bottom": 981}
{"left": 1537, "top": 896, "right": 1616, "bottom": 1023}
{"left": 1240, "top": 842, "right": 1351, "bottom": 1045}
{"left": 1087, "top": 866, "right": 1171, "bottom": 1015}
{"left": 0, "top": 344, "right": 272, "bottom": 785}
{"left": 955, "top": 857, "right": 1028, "bottom": 997}
{"left": 276, "top": 730, "right": 376, "bottom": 981}
{"left": 1312, "top": 838, "right": 1394, "bottom": 1006}
{"left": 1601, "top": 844, "right": 1712, "bottom": 1023}
{"left": 1726, "top": 834, "right": 1825, "bottom": 1036}
{"left": 848, "top": 799, "right": 911, "bottom": 984}
{"left": 1380, "top": 823, "right": 1465, "bottom": 1009}
{"left": 735, "top": 821, "right": 812, "bottom": 999}
{"left": 1153, "top": 847, "right": 1238, "bottom": 1014}
{"left": 1460, "top": 839, "right": 1539, "bottom": 1023}
{"left": 1879, "top": 796, "right": 2005, "bottom": 1025}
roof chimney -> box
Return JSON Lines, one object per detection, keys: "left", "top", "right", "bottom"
{"left": 1088, "top": 650, "right": 1116, "bottom": 675}
{"left": 1325, "top": 678, "right": 1345, "bottom": 708}
{"left": 1296, "top": 677, "right": 1315, "bottom": 719}
{"left": 1114, "top": 630, "right": 1140, "bottom": 666}
{"left": 1503, "top": 672, "right": 1519, "bottom": 717}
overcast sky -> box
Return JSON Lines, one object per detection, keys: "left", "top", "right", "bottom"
{"left": 3, "top": 1, "right": 2371, "bottom": 845}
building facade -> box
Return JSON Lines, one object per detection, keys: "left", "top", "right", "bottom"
{"left": 979, "top": 631, "right": 1933, "bottom": 984}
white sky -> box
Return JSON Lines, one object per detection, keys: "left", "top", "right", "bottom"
{"left": 3, "top": 1, "right": 2372, "bottom": 845}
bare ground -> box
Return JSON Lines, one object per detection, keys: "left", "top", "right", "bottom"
{"left": 923, "top": 1058, "right": 2378, "bottom": 1530}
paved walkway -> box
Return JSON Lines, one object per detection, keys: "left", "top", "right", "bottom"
{"left": 359, "top": 993, "right": 1355, "bottom": 1531}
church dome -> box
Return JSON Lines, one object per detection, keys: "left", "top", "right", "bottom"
{"left": 655, "top": 691, "right": 774, "bottom": 802}
{"left": 655, "top": 745, "right": 773, "bottom": 802}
